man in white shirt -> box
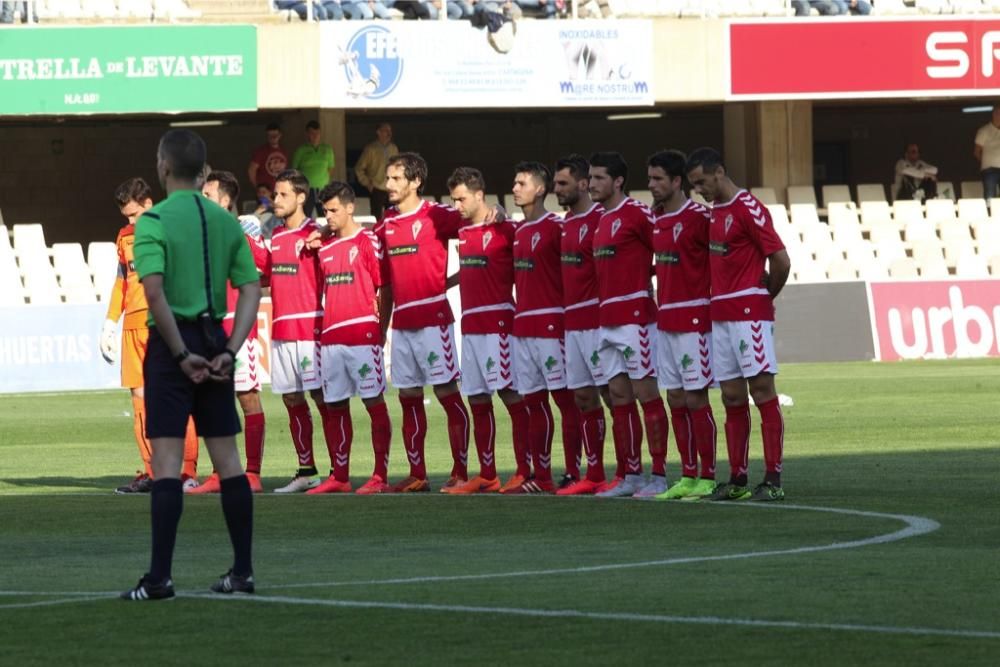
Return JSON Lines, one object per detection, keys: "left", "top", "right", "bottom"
{"left": 974, "top": 105, "right": 1000, "bottom": 200}
{"left": 893, "top": 143, "right": 937, "bottom": 202}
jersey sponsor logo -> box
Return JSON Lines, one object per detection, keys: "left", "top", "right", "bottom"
{"left": 483, "top": 230, "right": 493, "bottom": 250}
{"left": 673, "top": 222, "right": 683, "bottom": 242}
{"left": 513, "top": 258, "right": 535, "bottom": 271}
{"left": 272, "top": 263, "right": 299, "bottom": 275}
{"left": 325, "top": 272, "right": 355, "bottom": 285}
{"left": 655, "top": 251, "right": 679, "bottom": 264}
{"left": 561, "top": 252, "right": 583, "bottom": 265}
{"left": 594, "top": 245, "right": 616, "bottom": 259}
{"left": 530, "top": 231, "right": 541, "bottom": 252}
{"left": 709, "top": 242, "right": 729, "bottom": 256}
{"left": 611, "top": 219, "right": 622, "bottom": 237}
{"left": 388, "top": 244, "right": 418, "bottom": 257}
{"left": 724, "top": 214, "right": 734, "bottom": 236}
{"left": 460, "top": 255, "right": 488, "bottom": 268}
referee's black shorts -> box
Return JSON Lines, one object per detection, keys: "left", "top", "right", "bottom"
{"left": 143, "top": 322, "right": 241, "bottom": 439}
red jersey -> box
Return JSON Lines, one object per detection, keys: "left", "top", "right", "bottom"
{"left": 375, "top": 200, "right": 465, "bottom": 330}
{"left": 251, "top": 144, "right": 289, "bottom": 192}
{"left": 268, "top": 220, "right": 324, "bottom": 341}
{"left": 593, "top": 197, "right": 656, "bottom": 327}
{"left": 653, "top": 199, "right": 712, "bottom": 334}
{"left": 318, "top": 228, "right": 382, "bottom": 346}
{"left": 223, "top": 233, "right": 270, "bottom": 339}
{"left": 513, "top": 212, "right": 564, "bottom": 339}
{"left": 458, "top": 220, "right": 517, "bottom": 335}
{"left": 709, "top": 190, "right": 785, "bottom": 322}
{"left": 560, "top": 203, "right": 603, "bottom": 331}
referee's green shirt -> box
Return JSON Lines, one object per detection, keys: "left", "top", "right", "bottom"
{"left": 134, "top": 189, "right": 259, "bottom": 325}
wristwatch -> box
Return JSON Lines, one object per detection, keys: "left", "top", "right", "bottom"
{"left": 174, "top": 349, "right": 190, "bottom": 363}
{"left": 221, "top": 348, "right": 237, "bottom": 363}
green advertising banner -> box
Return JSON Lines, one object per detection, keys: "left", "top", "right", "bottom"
{"left": 0, "top": 25, "right": 257, "bottom": 115}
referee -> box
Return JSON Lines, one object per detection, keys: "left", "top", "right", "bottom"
{"left": 121, "top": 129, "right": 262, "bottom": 601}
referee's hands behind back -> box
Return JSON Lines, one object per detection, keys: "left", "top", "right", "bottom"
{"left": 207, "top": 351, "right": 235, "bottom": 381}
{"left": 179, "top": 353, "right": 213, "bottom": 384}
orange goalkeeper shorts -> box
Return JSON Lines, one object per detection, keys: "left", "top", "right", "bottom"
{"left": 121, "top": 327, "right": 148, "bottom": 389}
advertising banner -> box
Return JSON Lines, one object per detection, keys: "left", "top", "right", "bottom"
{"left": 0, "top": 25, "right": 257, "bottom": 114}
{"left": 319, "top": 20, "right": 652, "bottom": 108}
{"left": 729, "top": 18, "right": 1000, "bottom": 99}
{"left": 868, "top": 280, "right": 1000, "bottom": 361}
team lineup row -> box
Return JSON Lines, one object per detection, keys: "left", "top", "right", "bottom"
{"left": 107, "top": 147, "right": 791, "bottom": 502}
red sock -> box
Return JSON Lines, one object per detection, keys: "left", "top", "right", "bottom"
{"left": 244, "top": 412, "right": 265, "bottom": 475}
{"left": 756, "top": 397, "right": 784, "bottom": 482}
{"left": 286, "top": 403, "right": 315, "bottom": 470}
{"left": 470, "top": 402, "right": 498, "bottom": 480}
{"left": 612, "top": 403, "right": 643, "bottom": 475}
{"left": 323, "top": 405, "right": 353, "bottom": 482}
{"left": 551, "top": 388, "right": 582, "bottom": 478}
{"left": 437, "top": 391, "right": 470, "bottom": 480}
{"left": 505, "top": 400, "right": 532, "bottom": 477}
{"left": 523, "top": 390, "right": 553, "bottom": 482}
{"left": 399, "top": 395, "right": 427, "bottom": 479}
{"left": 670, "top": 406, "right": 696, "bottom": 478}
{"left": 724, "top": 403, "right": 752, "bottom": 484}
{"left": 366, "top": 401, "right": 391, "bottom": 480}
{"left": 690, "top": 405, "right": 717, "bottom": 480}
{"left": 641, "top": 397, "right": 668, "bottom": 477}
{"left": 580, "top": 407, "right": 606, "bottom": 483}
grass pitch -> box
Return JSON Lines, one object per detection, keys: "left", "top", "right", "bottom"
{"left": 1, "top": 360, "right": 999, "bottom": 665}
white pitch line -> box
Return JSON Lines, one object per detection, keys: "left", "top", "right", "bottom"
{"left": 211, "top": 594, "right": 1000, "bottom": 641}
{"left": 267, "top": 503, "right": 941, "bottom": 590}
{"left": 0, "top": 596, "right": 108, "bottom": 610}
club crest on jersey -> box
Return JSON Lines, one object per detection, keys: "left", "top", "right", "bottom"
{"left": 411, "top": 220, "right": 423, "bottom": 238}
{"left": 295, "top": 239, "right": 305, "bottom": 256}
{"left": 673, "top": 222, "right": 683, "bottom": 243}
{"left": 349, "top": 246, "right": 359, "bottom": 265}
{"left": 611, "top": 219, "right": 622, "bottom": 237}
{"left": 579, "top": 223, "right": 588, "bottom": 244}
{"left": 483, "top": 231, "right": 493, "bottom": 251}
{"left": 531, "top": 231, "right": 541, "bottom": 252}
{"left": 724, "top": 214, "right": 733, "bottom": 236}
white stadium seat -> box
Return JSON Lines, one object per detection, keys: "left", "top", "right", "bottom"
{"left": 957, "top": 198, "right": 989, "bottom": 225}
{"left": 902, "top": 221, "right": 937, "bottom": 243}
{"left": 955, "top": 249, "right": 989, "bottom": 279}
{"left": 19, "top": 250, "right": 62, "bottom": 305}
{"left": 751, "top": 187, "right": 779, "bottom": 206}
{"left": 860, "top": 201, "right": 893, "bottom": 231}
{"left": 925, "top": 199, "right": 956, "bottom": 227}
{"left": 12, "top": 224, "right": 47, "bottom": 256}
{"left": 53, "top": 243, "right": 97, "bottom": 304}
{"left": 961, "top": 180, "right": 983, "bottom": 200}
{"left": 889, "top": 257, "right": 920, "bottom": 279}
{"left": 893, "top": 200, "right": 924, "bottom": 226}
{"left": 857, "top": 183, "right": 887, "bottom": 203}
{"left": 935, "top": 181, "right": 956, "bottom": 201}
{"left": 787, "top": 185, "right": 817, "bottom": 206}
{"left": 87, "top": 241, "right": 118, "bottom": 303}
{"left": 910, "top": 239, "right": 944, "bottom": 264}
{"left": 821, "top": 184, "right": 852, "bottom": 207}
{"left": 918, "top": 256, "right": 950, "bottom": 279}
{"left": 0, "top": 225, "right": 13, "bottom": 258}
{"left": 825, "top": 257, "right": 858, "bottom": 281}
{"left": 0, "top": 253, "right": 27, "bottom": 306}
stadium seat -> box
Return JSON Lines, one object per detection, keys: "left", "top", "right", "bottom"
{"left": 924, "top": 199, "right": 956, "bottom": 228}
{"left": 689, "top": 190, "right": 709, "bottom": 206}
{"left": 975, "top": 224, "right": 1000, "bottom": 256}
{"left": 0, "top": 253, "right": 27, "bottom": 306}
{"left": 751, "top": 187, "right": 779, "bottom": 206}
{"left": 961, "top": 180, "right": 984, "bottom": 199}
{"left": 903, "top": 221, "right": 937, "bottom": 244}
{"left": 989, "top": 198, "right": 1000, "bottom": 220}
{"left": 935, "top": 181, "right": 956, "bottom": 201}
{"left": 792, "top": 263, "right": 827, "bottom": 284}
{"left": 918, "top": 256, "right": 950, "bottom": 279}
{"left": 826, "top": 258, "right": 859, "bottom": 281}
{"left": 874, "top": 238, "right": 907, "bottom": 267}
{"left": 789, "top": 203, "right": 820, "bottom": 229}
{"left": 53, "top": 243, "right": 97, "bottom": 304}
{"left": 888, "top": 257, "right": 920, "bottom": 279}
{"left": 827, "top": 202, "right": 859, "bottom": 226}
{"left": 859, "top": 261, "right": 890, "bottom": 281}
{"left": 857, "top": 183, "right": 888, "bottom": 203}
{"left": 12, "top": 224, "right": 47, "bottom": 257}
{"left": 353, "top": 197, "right": 372, "bottom": 217}
{"left": 830, "top": 218, "right": 864, "bottom": 246}
{"left": 821, "top": 184, "right": 852, "bottom": 207}
{"left": 989, "top": 255, "right": 1000, "bottom": 276}
{"left": 860, "top": 201, "right": 893, "bottom": 232}
{"left": 19, "top": 250, "right": 62, "bottom": 305}
{"left": 869, "top": 224, "right": 902, "bottom": 244}
{"left": 0, "top": 224, "right": 12, "bottom": 258}
{"left": 910, "top": 238, "right": 944, "bottom": 263}
{"left": 957, "top": 197, "right": 989, "bottom": 225}
{"left": 939, "top": 220, "right": 972, "bottom": 244}
{"left": 786, "top": 185, "right": 817, "bottom": 207}
{"left": 87, "top": 242, "right": 118, "bottom": 302}
{"left": 893, "top": 200, "right": 925, "bottom": 226}
{"left": 954, "top": 248, "right": 989, "bottom": 278}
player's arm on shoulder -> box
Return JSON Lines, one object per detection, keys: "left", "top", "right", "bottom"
{"left": 378, "top": 283, "right": 393, "bottom": 341}
{"left": 765, "top": 249, "right": 791, "bottom": 300}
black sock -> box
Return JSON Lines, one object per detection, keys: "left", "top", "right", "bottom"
{"left": 149, "top": 478, "right": 184, "bottom": 583}
{"left": 764, "top": 471, "right": 782, "bottom": 486}
{"left": 732, "top": 474, "right": 749, "bottom": 487}
{"left": 220, "top": 474, "right": 254, "bottom": 577}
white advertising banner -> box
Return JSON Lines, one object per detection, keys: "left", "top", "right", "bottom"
{"left": 319, "top": 19, "right": 653, "bottom": 108}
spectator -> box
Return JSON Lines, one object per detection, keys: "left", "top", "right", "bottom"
{"left": 248, "top": 123, "right": 290, "bottom": 197}
{"left": 354, "top": 122, "right": 399, "bottom": 219}
{"left": 792, "top": 0, "right": 843, "bottom": 14}
{"left": 516, "top": 0, "right": 559, "bottom": 18}
{"left": 253, "top": 184, "right": 280, "bottom": 239}
{"left": 319, "top": 0, "right": 346, "bottom": 18}
{"left": 894, "top": 143, "right": 938, "bottom": 202}
{"left": 974, "top": 105, "right": 1000, "bottom": 200}
{"left": 393, "top": 1, "right": 433, "bottom": 18}
{"left": 291, "top": 120, "right": 337, "bottom": 218}
{"left": 274, "top": 1, "right": 328, "bottom": 20}
{"left": 839, "top": 0, "right": 872, "bottom": 13}
{"left": 578, "top": 0, "right": 612, "bottom": 18}
{"left": 342, "top": 0, "right": 392, "bottom": 19}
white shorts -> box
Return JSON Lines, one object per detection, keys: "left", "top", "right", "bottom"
{"left": 233, "top": 337, "right": 262, "bottom": 393}
{"left": 598, "top": 324, "right": 656, "bottom": 382}
{"left": 565, "top": 328, "right": 605, "bottom": 389}
{"left": 390, "top": 324, "right": 459, "bottom": 389}
{"left": 320, "top": 343, "right": 386, "bottom": 402}
{"left": 657, "top": 329, "right": 714, "bottom": 391}
{"left": 512, "top": 336, "right": 567, "bottom": 394}
{"left": 712, "top": 320, "right": 779, "bottom": 381}
{"left": 270, "top": 339, "right": 322, "bottom": 395}
{"left": 460, "top": 333, "right": 514, "bottom": 396}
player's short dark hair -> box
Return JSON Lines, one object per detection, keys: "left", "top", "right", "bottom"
{"left": 275, "top": 169, "right": 310, "bottom": 196}
{"left": 514, "top": 160, "right": 552, "bottom": 194}
{"left": 206, "top": 170, "right": 240, "bottom": 206}
{"left": 158, "top": 129, "right": 207, "bottom": 181}
{"left": 685, "top": 147, "right": 725, "bottom": 174}
{"left": 306, "top": 120, "right": 320, "bottom": 131}
{"left": 265, "top": 122, "right": 281, "bottom": 132}
{"left": 114, "top": 177, "right": 152, "bottom": 207}
{"left": 387, "top": 152, "right": 428, "bottom": 195}
{"left": 554, "top": 154, "right": 590, "bottom": 181}
{"left": 647, "top": 149, "right": 688, "bottom": 182}
{"left": 589, "top": 152, "right": 628, "bottom": 187}
{"left": 318, "top": 180, "right": 356, "bottom": 205}
{"left": 447, "top": 166, "right": 487, "bottom": 193}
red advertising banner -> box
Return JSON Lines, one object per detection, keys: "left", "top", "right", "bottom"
{"left": 729, "top": 19, "right": 1000, "bottom": 99}
{"left": 868, "top": 280, "right": 1000, "bottom": 361}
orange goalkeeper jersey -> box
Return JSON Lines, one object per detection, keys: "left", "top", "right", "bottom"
{"left": 105, "top": 223, "right": 148, "bottom": 330}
